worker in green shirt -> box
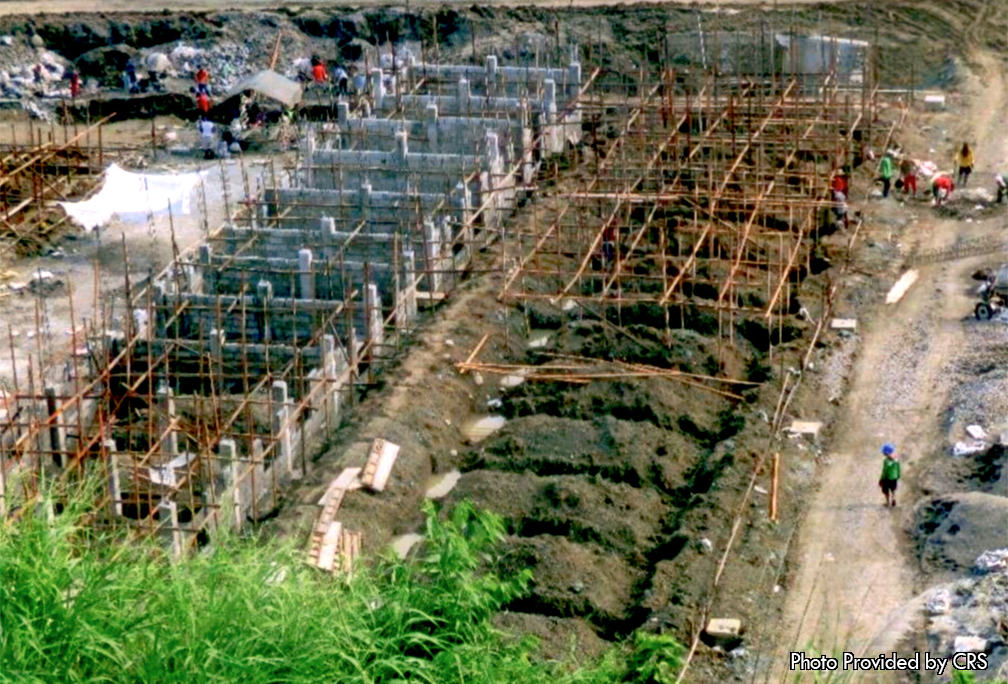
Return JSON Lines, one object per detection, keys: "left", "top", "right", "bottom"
{"left": 878, "top": 443, "right": 901, "bottom": 507}
{"left": 877, "top": 152, "right": 895, "bottom": 198}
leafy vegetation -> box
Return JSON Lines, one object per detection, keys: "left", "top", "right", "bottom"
{"left": 0, "top": 485, "right": 683, "bottom": 683}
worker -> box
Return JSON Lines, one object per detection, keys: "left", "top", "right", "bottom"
{"left": 333, "top": 64, "right": 348, "bottom": 95}
{"left": 311, "top": 56, "right": 328, "bottom": 84}
{"left": 899, "top": 157, "right": 917, "bottom": 198}
{"left": 877, "top": 152, "right": 895, "bottom": 198}
{"left": 995, "top": 172, "right": 1008, "bottom": 203}
{"left": 932, "top": 174, "right": 955, "bottom": 207}
{"left": 123, "top": 61, "right": 139, "bottom": 94}
{"left": 830, "top": 170, "right": 849, "bottom": 197}
{"left": 68, "top": 71, "right": 80, "bottom": 99}
{"left": 954, "top": 142, "right": 974, "bottom": 187}
{"left": 197, "top": 116, "right": 216, "bottom": 159}
{"left": 878, "top": 443, "right": 901, "bottom": 508}
{"left": 195, "top": 66, "right": 210, "bottom": 95}
{"left": 196, "top": 90, "right": 211, "bottom": 115}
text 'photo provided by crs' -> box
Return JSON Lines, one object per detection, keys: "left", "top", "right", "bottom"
{"left": 790, "top": 651, "right": 989, "bottom": 675}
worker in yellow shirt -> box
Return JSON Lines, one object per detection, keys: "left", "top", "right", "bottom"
{"left": 954, "top": 142, "right": 974, "bottom": 187}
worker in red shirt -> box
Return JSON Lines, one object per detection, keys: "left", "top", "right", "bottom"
{"left": 830, "top": 170, "right": 849, "bottom": 197}
{"left": 932, "top": 174, "right": 954, "bottom": 207}
{"left": 311, "top": 56, "right": 328, "bottom": 84}
{"left": 195, "top": 67, "right": 210, "bottom": 95}
{"left": 196, "top": 91, "right": 211, "bottom": 115}
{"left": 69, "top": 71, "right": 80, "bottom": 99}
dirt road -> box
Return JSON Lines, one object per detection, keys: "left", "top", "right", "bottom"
{"left": 771, "top": 49, "right": 1008, "bottom": 679}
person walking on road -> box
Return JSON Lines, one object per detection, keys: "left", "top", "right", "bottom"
{"left": 954, "top": 142, "right": 974, "bottom": 187}
{"left": 877, "top": 152, "right": 895, "bottom": 198}
{"left": 878, "top": 443, "right": 901, "bottom": 508}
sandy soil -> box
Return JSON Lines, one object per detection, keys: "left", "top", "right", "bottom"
{"left": 769, "top": 47, "right": 1008, "bottom": 680}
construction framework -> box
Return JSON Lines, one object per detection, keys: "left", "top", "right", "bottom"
{"left": 0, "top": 114, "right": 110, "bottom": 258}
{"left": 0, "top": 53, "right": 589, "bottom": 563}
{"left": 500, "top": 64, "right": 890, "bottom": 361}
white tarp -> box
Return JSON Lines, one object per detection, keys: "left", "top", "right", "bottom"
{"left": 58, "top": 163, "right": 205, "bottom": 232}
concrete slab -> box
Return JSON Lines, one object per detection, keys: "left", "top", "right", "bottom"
{"left": 830, "top": 318, "right": 857, "bottom": 331}
{"left": 786, "top": 421, "right": 823, "bottom": 439}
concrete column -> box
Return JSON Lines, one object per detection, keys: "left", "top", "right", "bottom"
{"left": 257, "top": 280, "right": 273, "bottom": 343}
{"left": 455, "top": 181, "right": 474, "bottom": 229}
{"left": 321, "top": 334, "right": 341, "bottom": 428}
{"left": 320, "top": 215, "right": 336, "bottom": 241}
{"left": 44, "top": 386, "right": 65, "bottom": 468}
{"left": 298, "top": 249, "right": 314, "bottom": 300}
{"left": 395, "top": 130, "right": 408, "bottom": 160}
{"left": 105, "top": 439, "right": 121, "bottom": 517}
{"left": 486, "top": 54, "right": 498, "bottom": 83}
{"left": 360, "top": 182, "right": 372, "bottom": 223}
{"left": 219, "top": 438, "right": 241, "bottom": 531}
{"left": 158, "top": 500, "right": 182, "bottom": 560}
{"left": 209, "top": 328, "right": 225, "bottom": 361}
{"left": 199, "top": 244, "right": 214, "bottom": 294}
{"left": 458, "top": 77, "right": 470, "bottom": 112}
{"left": 156, "top": 385, "right": 178, "bottom": 458}
{"left": 337, "top": 101, "right": 350, "bottom": 124}
{"left": 397, "top": 249, "right": 417, "bottom": 332}
{"left": 271, "top": 381, "right": 292, "bottom": 474}
{"left": 425, "top": 113, "right": 439, "bottom": 151}
{"left": 273, "top": 407, "right": 292, "bottom": 474}
{"left": 349, "top": 326, "right": 359, "bottom": 372}
{"left": 158, "top": 499, "right": 182, "bottom": 560}
{"left": 424, "top": 219, "right": 443, "bottom": 294}
{"left": 365, "top": 282, "right": 384, "bottom": 349}
{"left": 568, "top": 61, "right": 582, "bottom": 97}
{"left": 371, "top": 68, "right": 385, "bottom": 109}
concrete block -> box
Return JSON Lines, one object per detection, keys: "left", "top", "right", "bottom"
{"left": 786, "top": 421, "right": 822, "bottom": 440}
{"left": 360, "top": 438, "right": 400, "bottom": 492}
{"left": 705, "top": 618, "right": 742, "bottom": 641}
{"left": 924, "top": 94, "right": 945, "bottom": 111}
{"left": 830, "top": 318, "right": 857, "bottom": 331}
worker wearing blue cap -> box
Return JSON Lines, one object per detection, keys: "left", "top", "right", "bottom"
{"left": 878, "top": 443, "right": 901, "bottom": 507}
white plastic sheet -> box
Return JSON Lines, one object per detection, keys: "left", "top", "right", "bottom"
{"left": 58, "top": 163, "right": 205, "bottom": 232}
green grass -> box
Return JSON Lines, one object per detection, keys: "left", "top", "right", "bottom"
{"left": 0, "top": 482, "right": 683, "bottom": 683}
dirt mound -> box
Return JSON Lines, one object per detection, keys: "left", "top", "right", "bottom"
{"left": 497, "top": 534, "right": 646, "bottom": 636}
{"left": 450, "top": 470, "right": 667, "bottom": 557}
{"left": 915, "top": 492, "right": 1008, "bottom": 573}
{"left": 461, "top": 414, "right": 698, "bottom": 488}
{"left": 493, "top": 612, "right": 610, "bottom": 662}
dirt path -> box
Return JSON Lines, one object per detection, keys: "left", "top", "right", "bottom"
{"left": 770, "top": 49, "right": 1007, "bottom": 679}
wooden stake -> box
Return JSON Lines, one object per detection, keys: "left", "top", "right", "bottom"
{"left": 770, "top": 452, "right": 780, "bottom": 522}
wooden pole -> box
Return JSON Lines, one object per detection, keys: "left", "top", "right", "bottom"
{"left": 770, "top": 452, "right": 780, "bottom": 521}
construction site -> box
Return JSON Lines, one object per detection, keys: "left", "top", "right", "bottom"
{"left": 0, "top": 3, "right": 1006, "bottom": 683}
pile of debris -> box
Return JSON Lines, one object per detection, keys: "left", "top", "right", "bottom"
{"left": 924, "top": 556, "right": 1008, "bottom": 676}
